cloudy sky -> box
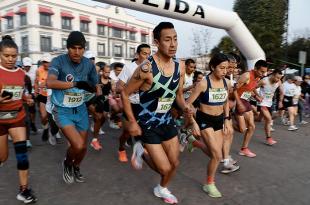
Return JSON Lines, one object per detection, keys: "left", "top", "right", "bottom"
{"left": 76, "top": 0, "right": 310, "bottom": 58}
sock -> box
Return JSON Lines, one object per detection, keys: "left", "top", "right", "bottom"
{"left": 223, "top": 158, "right": 230, "bottom": 167}
{"left": 207, "top": 176, "right": 214, "bottom": 184}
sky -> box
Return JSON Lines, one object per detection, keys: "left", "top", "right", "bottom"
{"left": 76, "top": 0, "right": 310, "bottom": 58}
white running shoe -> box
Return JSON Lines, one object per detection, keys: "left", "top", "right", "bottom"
{"left": 299, "top": 120, "right": 308, "bottom": 125}
{"left": 131, "top": 141, "right": 144, "bottom": 170}
{"left": 153, "top": 185, "right": 178, "bottom": 204}
{"left": 288, "top": 125, "right": 298, "bottom": 131}
{"left": 48, "top": 132, "right": 57, "bottom": 146}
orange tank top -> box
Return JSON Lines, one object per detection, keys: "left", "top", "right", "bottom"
{"left": 37, "top": 66, "right": 48, "bottom": 96}
{"left": 237, "top": 70, "right": 260, "bottom": 100}
{"left": 0, "top": 65, "right": 26, "bottom": 124}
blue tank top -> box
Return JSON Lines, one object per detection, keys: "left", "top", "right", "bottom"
{"left": 200, "top": 75, "right": 228, "bottom": 106}
{"left": 136, "top": 56, "right": 180, "bottom": 128}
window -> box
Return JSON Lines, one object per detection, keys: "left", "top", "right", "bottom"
{"left": 7, "top": 17, "right": 13, "bottom": 29}
{"left": 80, "top": 22, "right": 89, "bottom": 33}
{"left": 113, "top": 45, "right": 123, "bottom": 57}
{"left": 97, "top": 25, "right": 105, "bottom": 36}
{"left": 40, "top": 36, "right": 52, "bottom": 52}
{"left": 129, "top": 32, "right": 136, "bottom": 41}
{"left": 40, "top": 13, "right": 51, "bottom": 26}
{"left": 85, "top": 41, "right": 89, "bottom": 50}
{"left": 20, "top": 14, "right": 27, "bottom": 26}
{"left": 21, "top": 36, "right": 28, "bottom": 52}
{"left": 129, "top": 47, "right": 135, "bottom": 58}
{"left": 141, "top": 34, "right": 147, "bottom": 43}
{"left": 61, "top": 38, "right": 67, "bottom": 49}
{"left": 97, "top": 43, "right": 105, "bottom": 56}
{"left": 112, "top": 28, "right": 122, "bottom": 38}
{"left": 61, "top": 17, "right": 71, "bottom": 30}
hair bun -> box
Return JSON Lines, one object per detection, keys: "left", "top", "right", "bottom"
{"left": 2, "top": 35, "right": 13, "bottom": 41}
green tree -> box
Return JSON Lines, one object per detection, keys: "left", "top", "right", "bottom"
{"left": 210, "top": 36, "right": 237, "bottom": 55}
{"left": 286, "top": 37, "right": 310, "bottom": 68}
{"left": 232, "top": 0, "right": 287, "bottom": 60}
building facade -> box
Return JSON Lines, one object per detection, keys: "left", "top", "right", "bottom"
{"left": 0, "top": 0, "right": 156, "bottom": 65}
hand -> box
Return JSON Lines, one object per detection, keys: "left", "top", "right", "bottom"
{"left": 26, "top": 98, "right": 34, "bottom": 106}
{"left": 0, "top": 95, "right": 11, "bottom": 103}
{"left": 128, "top": 121, "right": 142, "bottom": 137}
{"left": 255, "top": 95, "right": 263, "bottom": 102}
{"left": 278, "top": 101, "right": 283, "bottom": 109}
{"left": 190, "top": 120, "right": 201, "bottom": 137}
{"left": 74, "top": 81, "right": 96, "bottom": 93}
{"left": 223, "top": 120, "right": 233, "bottom": 136}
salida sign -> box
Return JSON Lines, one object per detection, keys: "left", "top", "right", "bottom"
{"left": 129, "top": 0, "right": 205, "bottom": 18}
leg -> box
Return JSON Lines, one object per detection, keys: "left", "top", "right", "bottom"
{"left": 261, "top": 107, "right": 272, "bottom": 138}
{"left": 241, "top": 111, "right": 255, "bottom": 148}
{"left": 0, "top": 134, "right": 9, "bottom": 163}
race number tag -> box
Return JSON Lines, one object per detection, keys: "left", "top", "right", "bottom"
{"left": 240, "top": 91, "right": 252, "bottom": 101}
{"left": 292, "top": 97, "right": 299, "bottom": 105}
{"left": 155, "top": 98, "right": 174, "bottom": 113}
{"left": 263, "top": 92, "right": 273, "bottom": 101}
{"left": 209, "top": 88, "right": 227, "bottom": 103}
{"left": 63, "top": 92, "right": 84, "bottom": 107}
{"left": 3, "top": 86, "right": 23, "bottom": 100}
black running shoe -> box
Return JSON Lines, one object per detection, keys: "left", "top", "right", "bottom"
{"left": 16, "top": 188, "right": 38, "bottom": 204}
{"left": 41, "top": 128, "right": 49, "bottom": 142}
{"left": 30, "top": 122, "right": 37, "bottom": 133}
{"left": 73, "top": 166, "right": 85, "bottom": 183}
{"left": 62, "top": 160, "right": 74, "bottom": 184}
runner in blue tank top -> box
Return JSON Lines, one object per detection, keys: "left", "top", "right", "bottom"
{"left": 122, "top": 22, "right": 195, "bottom": 204}
{"left": 47, "top": 31, "right": 98, "bottom": 184}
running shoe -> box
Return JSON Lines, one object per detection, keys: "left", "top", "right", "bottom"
{"left": 221, "top": 163, "right": 240, "bottom": 174}
{"left": 73, "top": 166, "right": 85, "bottom": 183}
{"left": 270, "top": 126, "right": 275, "bottom": 132}
{"left": 239, "top": 148, "right": 256, "bottom": 158}
{"left": 90, "top": 125, "right": 105, "bottom": 135}
{"left": 90, "top": 138, "right": 102, "bottom": 150}
{"left": 288, "top": 125, "right": 298, "bottom": 131}
{"left": 179, "top": 132, "right": 188, "bottom": 152}
{"left": 202, "top": 184, "right": 222, "bottom": 198}
{"left": 265, "top": 137, "right": 277, "bottom": 146}
{"left": 48, "top": 133, "right": 56, "bottom": 146}
{"left": 62, "top": 160, "right": 74, "bottom": 184}
{"left": 17, "top": 188, "right": 37, "bottom": 204}
{"left": 153, "top": 185, "right": 178, "bottom": 204}
{"left": 221, "top": 155, "right": 237, "bottom": 165}
{"left": 118, "top": 150, "right": 128, "bottom": 162}
{"left": 299, "top": 120, "right": 308, "bottom": 125}
{"left": 131, "top": 141, "right": 144, "bottom": 170}
{"left": 30, "top": 122, "right": 38, "bottom": 133}
{"left": 109, "top": 121, "right": 120, "bottom": 129}
{"left": 41, "top": 128, "right": 49, "bottom": 142}
{"left": 26, "top": 140, "right": 32, "bottom": 148}
{"left": 55, "top": 133, "right": 62, "bottom": 144}
{"left": 187, "top": 135, "right": 197, "bottom": 153}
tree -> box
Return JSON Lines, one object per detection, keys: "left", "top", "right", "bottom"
{"left": 210, "top": 36, "right": 237, "bottom": 55}
{"left": 191, "top": 28, "right": 210, "bottom": 56}
{"left": 233, "top": 0, "right": 288, "bottom": 60}
{"left": 286, "top": 37, "right": 310, "bottom": 68}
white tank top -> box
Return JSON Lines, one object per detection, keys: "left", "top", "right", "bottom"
{"left": 258, "top": 77, "right": 279, "bottom": 107}
{"left": 283, "top": 81, "right": 297, "bottom": 97}
{"left": 183, "top": 73, "right": 193, "bottom": 99}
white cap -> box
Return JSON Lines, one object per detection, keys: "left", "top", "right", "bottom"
{"left": 294, "top": 76, "right": 303, "bottom": 82}
{"left": 22, "top": 57, "right": 32, "bottom": 67}
{"left": 84, "top": 50, "right": 95, "bottom": 59}
{"left": 41, "top": 53, "right": 52, "bottom": 62}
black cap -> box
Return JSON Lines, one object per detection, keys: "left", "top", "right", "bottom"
{"left": 66, "top": 31, "right": 86, "bottom": 49}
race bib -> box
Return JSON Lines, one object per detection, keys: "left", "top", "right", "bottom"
{"left": 263, "top": 92, "right": 273, "bottom": 101}
{"left": 292, "top": 97, "right": 299, "bottom": 105}
{"left": 3, "top": 86, "right": 23, "bottom": 100}
{"left": 63, "top": 92, "right": 84, "bottom": 107}
{"left": 155, "top": 98, "right": 174, "bottom": 113}
{"left": 240, "top": 91, "right": 252, "bottom": 101}
{"left": 209, "top": 88, "right": 227, "bottom": 103}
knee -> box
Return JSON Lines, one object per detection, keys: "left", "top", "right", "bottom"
{"left": 158, "top": 164, "right": 172, "bottom": 176}
{"left": 0, "top": 153, "right": 9, "bottom": 162}
{"left": 73, "top": 142, "right": 87, "bottom": 153}
{"left": 212, "top": 151, "right": 222, "bottom": 162}
{"left": 248, "top": 123, "right": 255, "bottom": 131}
{"left": 170, "top": 159, "right": 180, "bottom": 170}
{"left": 14, "top": 141, "right": 29, "bottom": 170}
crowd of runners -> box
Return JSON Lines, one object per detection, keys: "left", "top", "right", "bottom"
{"left": 0, "top": 21, "right": 309, "bottom": 204}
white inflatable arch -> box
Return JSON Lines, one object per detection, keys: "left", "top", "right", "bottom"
{"left": 94, "top": 0, "right": 265, "bottom": 68}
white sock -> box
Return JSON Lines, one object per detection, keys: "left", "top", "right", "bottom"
{"left": 223, "top": 158, "right": 230, "bottom": 166}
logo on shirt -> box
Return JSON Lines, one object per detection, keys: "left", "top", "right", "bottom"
{"left": 66, "top": 74, "right": 74, "bottom": 82}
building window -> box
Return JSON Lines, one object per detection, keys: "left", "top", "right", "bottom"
{"left": 40, "top": 36, "right": 52, "bottom": 52}
{"left": 112, "top": 28, "right": 122, "bottom": 38}
{"left": 61, "top": 17, "right": 72, "bottom": 30}
{"left": 61, "top": 38, "right": 67, "bottom": 50}
{"left": 21, "top": 36, "right": 28, "bottom": 53}
{"left": 97, "top": 25, "right": 105, "bottom": 36}
{"left": 129, "top": 32, "right": 136, "bottom": 41}
{"left": 80, "top": 22, "right": 89, "bottom": 33}
{"left": 141, "top": 34, "right": 148, "bottom": 43}
{"left": 85, "top": 41, "right": 89, "bottom": 50}
{"left": 7, "top": 17, "right": 14, "bottom": 29}
{"left": 97, "top": 43, "right": 105, "bottom": 56}
{"left": 20, "top": 14, "right": 27, "bottom": 26}
{"left": 113, "top": 45, "right": 123, "bottom": 57}
{"left": 40, "top": 13, "right": 51, "bottom": 26}
{"left": 129, "top": 47, "right": 135, "bottom": 58}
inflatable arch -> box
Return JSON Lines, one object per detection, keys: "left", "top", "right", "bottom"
{"left": 94, "top": 0, "right": 266, "bottom": 69}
